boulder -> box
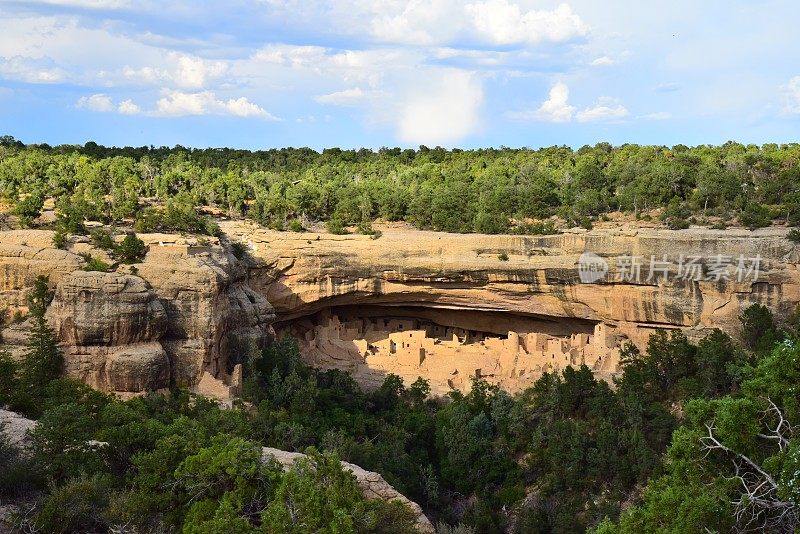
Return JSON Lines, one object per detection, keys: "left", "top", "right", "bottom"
{"left": 105, "top": 343, "right": 170, "bottom": 392}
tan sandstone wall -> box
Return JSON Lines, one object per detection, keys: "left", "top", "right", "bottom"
{"left": 222, "top": 221, "right": 800, "bottom": 350}
{"left": 0, "top": 230, "right": 274, "bottom": 397}
{"left": 2, "top": 222, "right": 799, "bottom": 397}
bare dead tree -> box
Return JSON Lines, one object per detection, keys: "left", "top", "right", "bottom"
{"left": 109, "top": 522, "right": 138, "bottom": 534}
{"left": 699, "top": 398, "right": 798, "bottom": 533}
{"left": 10, "top": 502, "right": 42, "bottom": 534}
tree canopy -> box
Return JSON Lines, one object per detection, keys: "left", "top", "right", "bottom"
{"left": 1, "top": 138, "right": 799, "bottom": 234}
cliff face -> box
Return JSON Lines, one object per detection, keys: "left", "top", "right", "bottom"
{"left": 130, "top": 234, "right": 274, "bottom": 389}
{"left": 221, "top": 221, "right": 800, "bottom": 392}
{"left": 0, "top": 230, "right": 274, "bottom": 398}
{"left": 1, "top": 223, "right": 798, "bottom": 397}
{"left": 225, "top": 222, "right": 799, "bottom": 346}
{"left": 47, "top": 271, "right": 171, "bottom": 393}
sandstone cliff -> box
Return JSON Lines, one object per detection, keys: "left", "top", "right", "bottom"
{"left": 1, "top": 223, "right": 798, "bottom": 397}
{"left": 220, "top": 221, "right": 800, "bottom": 392}
{"left": 46, "top": 271, "right": 170, "bottom": 393}
{"left": 0, "top": 230, "right": 274, "bottom": 397}
{"left": 224, "top": 222, "right": 799, "bottom": 346}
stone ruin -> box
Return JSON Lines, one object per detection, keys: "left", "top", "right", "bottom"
{"left": 279, "top": 308, "right": 623, "bottom": 395}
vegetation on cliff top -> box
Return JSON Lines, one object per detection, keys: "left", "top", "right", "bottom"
{"left": 1, "top": 137, "right": 799, "bottom": 235}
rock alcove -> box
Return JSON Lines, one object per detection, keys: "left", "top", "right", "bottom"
{"left": 274, "top": 304, "right": 623, "bottom": 394}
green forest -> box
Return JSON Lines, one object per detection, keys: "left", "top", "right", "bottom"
{"left": 2, "top": 276, "right": 800, "bottom": 532}
{"left": 1, "top": 136, "right": 800, "bottom": 235}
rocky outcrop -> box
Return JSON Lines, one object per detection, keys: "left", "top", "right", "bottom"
{"left": 0, "top": 231, "right": 274, "bottom": 397}
{"left": 262, "top": 447, "right": 434, "bottom": 533}
{"left": 0, "top": 409, "right": 36, "bottom": 450}
{"left": 0, "top": 230, "right": 84, "bottom": 319}
{"left": 131, "top": 234, "right": 275, "bottom": 390}
{"left": 43, "top": 271, "right": 170, "bottom": 394}
{"left": 48, "top": 271, "right": 167, "bottom": 347}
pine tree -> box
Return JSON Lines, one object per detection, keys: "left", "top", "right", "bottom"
{"left": 17, "top": 276, "right": 63, "bottom": 416}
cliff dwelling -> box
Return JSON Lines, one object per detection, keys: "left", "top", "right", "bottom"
{"left": 274, "top": 305, "right": 624, "bottom": 395}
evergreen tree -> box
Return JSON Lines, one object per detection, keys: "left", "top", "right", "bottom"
{"left": 17, "top": 276, "right": 63, "bottom": 417}
{"left": 13, "top": 189, "right": 44, "bottom": 228}
{"left": 0, "top": 350, "right": 17, "bottom": 407}
{"left": 116, "top": 232, "right": 147, "bottom": 264}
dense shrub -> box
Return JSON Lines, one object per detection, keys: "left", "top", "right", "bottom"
{"left": 82, "top": 254, "right": 110, "bottom": 272}
{"left": 52, "top": 230, "right": 67, "bottom": 249}
{"left": 115, "top": 232, "right": 147, "bottom": 263}
{"left": 326, "top": 217, "right": 348, "bottom": 235}
{"left": 739, "top": 203, "right": 772, "bottom": 229}
{"left": 511, "top": 220, "right": 557, "bottom": 235}
{"left": 89, "top": 228, "right": 115, "bottom": 250}
{"left": 287, "top": 218, "right": 305, "bottom": 232}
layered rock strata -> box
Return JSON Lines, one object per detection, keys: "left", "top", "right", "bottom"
{"left": 0, "top": 231, "right": 274, "bottom": 397}
{"left": 223, "top": 222, "right": 800, "bottom": 390}
{"left": 46, "top": 271, "right": 170, "bottom": 393}
{"left": 131, "top": 234, "right": 274, "bottom": 391}
{"left": 2, "top": 222, "right": 799, "bottom": 396}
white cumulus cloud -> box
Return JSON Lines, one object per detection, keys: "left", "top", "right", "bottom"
{"left": 77, "top": 93, "right": 142, "bottom": 115}
{"left": 576, "top": 97, "right": 629, "bottom": 122}
{"left": 0, "top": 56, "right": 65, "bottom": 84}
{"left": 154, "top": 90, "right": 279, "bottom": 120}
{"left": 509, "top": 81, "right": 575, "bottom": 122}
{"left": 117, "top": 99, "right": 140, "bottom": 114}
{"left": 121, "top": 52, "right": 227, "bottom": 89}
{"left": 783, "top": 76, "right": 800, "bottom": 114}
{"left": 466, "top": 1, "right": 588, "bottom": 45}
{"left": 396, "top": 69, "right": 483, "bottom": 145}
{"left": 171, "top": 53, "right": 227, "bottom": 89}
{"left": 77, "top": 93, "right": 113, "bottom": 111}
{"left": 509, "top": 83, "right": 630, "bottom": 123}
{"left": 370, "top": 0, "right": 454, "bottom": 45}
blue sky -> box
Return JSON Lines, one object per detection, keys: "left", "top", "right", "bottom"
{"left": 1, "top": 0, "right": 799, "bottom": 150}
